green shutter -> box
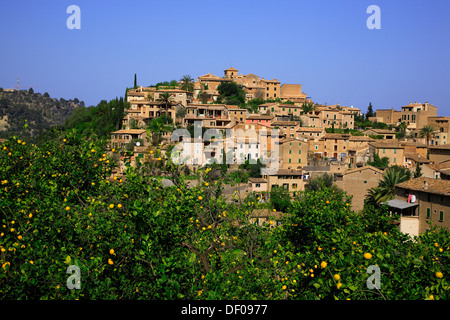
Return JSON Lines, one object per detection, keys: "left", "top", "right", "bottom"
{"left": 439, "top": 211, "right": 444, "bottom": 221}
{"left": 427, "top": 208, "right": 431, "bottom": 218}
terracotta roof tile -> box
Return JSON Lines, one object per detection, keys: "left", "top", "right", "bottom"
{"left": 395, "top": 177, "right": 450, "bottom": 196}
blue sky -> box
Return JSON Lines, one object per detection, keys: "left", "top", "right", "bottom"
{"left": 1, "top": 0, "right": 449, "bottom": 114}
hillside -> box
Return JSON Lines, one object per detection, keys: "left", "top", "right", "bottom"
{"left": 0, "top": 88, "right": 82, "bottom": 140}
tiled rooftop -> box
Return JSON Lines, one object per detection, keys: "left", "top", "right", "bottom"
{"left": 395, "top": 177, "right": 450, "bottom": 196}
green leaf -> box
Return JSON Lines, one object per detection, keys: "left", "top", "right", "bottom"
{"left": 313, "top": 283, "right": 321, "bottom": 289}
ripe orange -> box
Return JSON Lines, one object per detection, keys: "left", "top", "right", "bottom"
{"left": 364, "top": 253, "right": 372, "bottom": 260}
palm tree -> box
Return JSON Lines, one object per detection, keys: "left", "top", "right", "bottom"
{"left": 420, "top": 125, "right": 435, "bottom": 145}
{"left": 180, "top": 75, "right": 194, "bottom": 92}
{"left": 301, "top": 102, "right": 316, "bottom": 114}
{"left": 157, "top": 92, "right": 173, "bottom": 113}
{"left": 366, "top": 165, "right": 411, "bottom": 205}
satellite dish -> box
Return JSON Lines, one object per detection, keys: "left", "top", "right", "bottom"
{"left": 136, "top": 142, "right": 141, "bottom": 146}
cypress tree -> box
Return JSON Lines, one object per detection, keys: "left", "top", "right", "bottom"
{"left": 366, "top": 102, "right": 375, "bottom": 119}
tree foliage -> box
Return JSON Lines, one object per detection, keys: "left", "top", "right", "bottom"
{"left": 217, "top": 82, "right": 245, "bottom": 106}
{"left": 367, "top": 152, "right": 390, "bottom": 170}
{"left": 61, "top": 98, "right": 127, "bottom": 140}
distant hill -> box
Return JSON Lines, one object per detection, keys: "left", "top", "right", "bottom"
{"left": 0, "top": 88, "right": 83, "bottom": 140}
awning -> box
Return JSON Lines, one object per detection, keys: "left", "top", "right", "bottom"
{"left": 382, "top": 199, "right": 419, "bottom": 210}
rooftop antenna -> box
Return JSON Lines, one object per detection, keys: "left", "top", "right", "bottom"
{"left": 17, "top": 77, "right": 19, "bottom": 91}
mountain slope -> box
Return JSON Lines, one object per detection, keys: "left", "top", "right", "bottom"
{"left": 0, "top": 88, "right": 83, "bottom": 139}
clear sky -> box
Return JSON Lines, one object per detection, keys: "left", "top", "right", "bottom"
{"left": 1, "top": 0, "right": 449, "bottom": 114}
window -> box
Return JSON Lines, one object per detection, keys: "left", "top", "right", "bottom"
{"left": 289, "top": 159, "right": 291, "bottom": 163}
{"left": 394, "top": 149, "right": 397, "bottom": 154}
{"left": 299, "top": 150, "right": 301, "bottom": 154}
{"left": 289, "top": 150, "right": 292, "bottom": 154}
{"left": 315, "top": 145, "right": 318, "bottom": 150}
{"left": 256, "top": 183, "right": 260, "bottom": 188}
{"left": 394, "top": 158, "right": 396, "bottom": 163}
{"left": 298, "top": 158, "right": 301, "bottom": 163}
{"left": 383, "top": 148, "right": 386, "bottom": 153}
{"left": 439, "top": 211, "right": 444, "bottom": 221}
{"left": 426, "top": 208, "right": 431, "bottom": 219}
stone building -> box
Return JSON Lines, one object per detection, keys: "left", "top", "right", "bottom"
{"left": 334, "top": 165, "right": 384, "bottom": 212}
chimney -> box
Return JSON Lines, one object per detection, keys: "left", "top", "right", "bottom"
{"left": 424, "top": 180, "right": 428, "bottom": 190}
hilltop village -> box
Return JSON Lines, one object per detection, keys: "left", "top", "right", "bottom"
{"left": 108, "top": 67, "right": 450, "bottom": 238}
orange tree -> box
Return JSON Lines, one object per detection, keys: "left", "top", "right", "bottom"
{"left": 277, "top": 188, "right": 449, "bottom": 300}
{"left": 0, "top": 132, "right": 449, "bottom": 299}
{"left": 0, "top": 133, "right": 278, "bottom": 299}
